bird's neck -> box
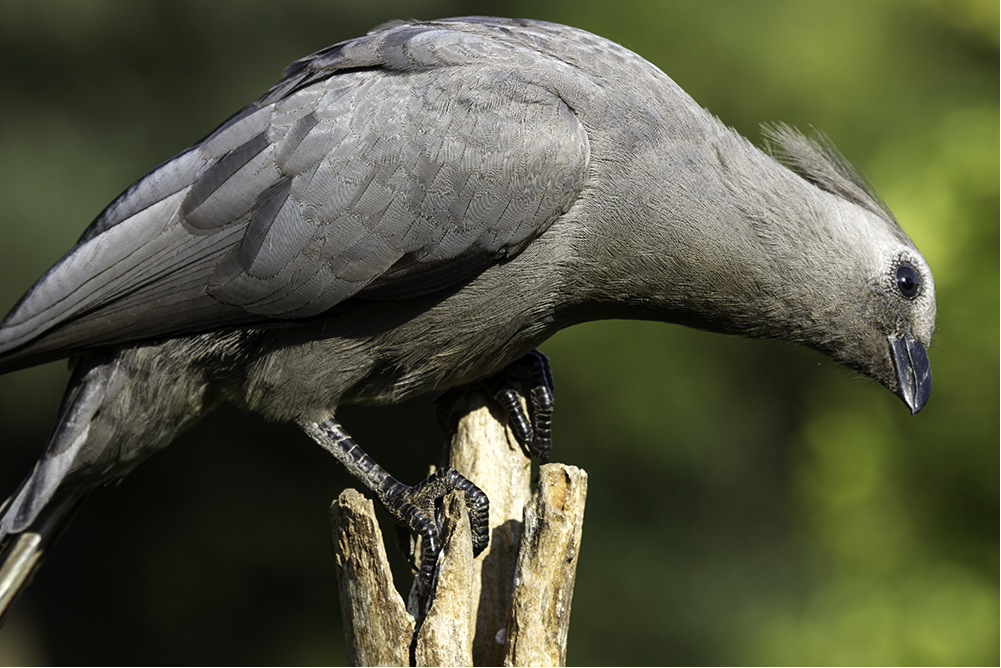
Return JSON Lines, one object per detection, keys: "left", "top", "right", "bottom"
{"left": 560, "top": 130, "right": 851, "bottom": 346}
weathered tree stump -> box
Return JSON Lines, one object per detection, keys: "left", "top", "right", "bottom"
{"left": 330, "top": 391, "right": 587, "bottom": 666}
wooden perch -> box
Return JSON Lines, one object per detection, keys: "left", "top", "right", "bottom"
{"left": 329, "top": 391, "right": 588, "bottom": 666}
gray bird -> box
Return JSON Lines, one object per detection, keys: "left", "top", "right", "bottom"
{"left": 0, "top": 17, "right": 934, "bottom": 616}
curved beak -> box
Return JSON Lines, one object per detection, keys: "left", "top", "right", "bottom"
{"left": 889, "top": 335, "right": 932, "bottom": 414}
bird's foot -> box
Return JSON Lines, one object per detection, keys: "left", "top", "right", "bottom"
{"left": 386, "top": 466, "right": 489, "bottom": 613}
{"left": 300, "top": 417, "right": 488, "bottom": 614}
{"left": 436, "top": 349, "right": 555, "bottom": 462}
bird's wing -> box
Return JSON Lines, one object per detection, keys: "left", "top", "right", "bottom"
{"left": 0, "top": 19, "right": 590, "bottom": 370}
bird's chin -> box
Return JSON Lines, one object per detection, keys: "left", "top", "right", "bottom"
{"left": 889, "top": 335, "right": 932, "bottom": 414}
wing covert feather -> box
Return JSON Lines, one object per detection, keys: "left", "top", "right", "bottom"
{"left": 0, "top": 20, "right": 590, "bottom": 369}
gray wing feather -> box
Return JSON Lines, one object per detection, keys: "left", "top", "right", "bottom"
{"left": 0, "top": 19, "right": 590, "bottom": 369}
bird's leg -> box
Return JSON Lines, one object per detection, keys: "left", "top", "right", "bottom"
{"left": 437, "top": 350, "right": 555, "bottom": 463}
{"left": 299, "top": 417, "right": 488, "bottom": 603}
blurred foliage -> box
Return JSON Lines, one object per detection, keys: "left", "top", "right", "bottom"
{"left": 0, "top": 0, "right": 996, "bottom": 665}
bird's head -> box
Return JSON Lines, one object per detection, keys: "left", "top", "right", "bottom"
{"left": 758, "top": 125, "right": 936, "bottom": 413}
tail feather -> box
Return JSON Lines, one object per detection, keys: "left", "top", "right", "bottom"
{"left": 0, "top": 340, "right": 215, "bottom": 622}
{"left": 0, "top": 491, "right": 87, "bottom": 623}
{"left": 0, "top": 351, "right": 120, "bottom": 623}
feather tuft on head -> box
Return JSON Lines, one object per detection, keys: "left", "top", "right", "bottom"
{"left": 762, "top": 123, "right": 896, "bottom": 223}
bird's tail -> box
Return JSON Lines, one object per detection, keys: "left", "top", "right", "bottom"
{"left": 0, "top": 486, "right": 87, "bottom": 622}
{"left": 0, "top": 342, "right": 215, "bottom": 623}
{"left": 0, "top": 352, "right": 120, "bottom": 623}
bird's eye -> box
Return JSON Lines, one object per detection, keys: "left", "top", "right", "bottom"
{"left": 896, "top": 264, "right": 920, "bottom": 299}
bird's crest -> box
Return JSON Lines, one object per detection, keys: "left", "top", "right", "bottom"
{"left": 763, "top": 124, "right": 896, "bottom": 224}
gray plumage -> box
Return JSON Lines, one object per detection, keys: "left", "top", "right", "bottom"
{"left": 0, "top": 17, "right": 934, "bottom": 610}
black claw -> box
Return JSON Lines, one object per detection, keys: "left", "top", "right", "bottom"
{"left": 527, "top": 384, "right": 554, "bottom": 463}
{"left": 484, "top": 349, "right": 555, "bottom": 462}
{"left": 441, "top": 468, "right": 490, "bottom": 556}
{"left": 386, "top": 466, "right": 490, "bottom": 588}
{"left": 491, "top": 386, "right": 534, "bottom": 446}
{"left": 434, "top": 350, "right": 555, "bottom": 462}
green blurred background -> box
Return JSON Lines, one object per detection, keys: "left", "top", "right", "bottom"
{"left": 0, "top": 0, "right": 996, "bottom": 664}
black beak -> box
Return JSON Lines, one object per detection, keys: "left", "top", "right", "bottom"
{"left": 889, "top": 336, "right": 932, "bottom": 414}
